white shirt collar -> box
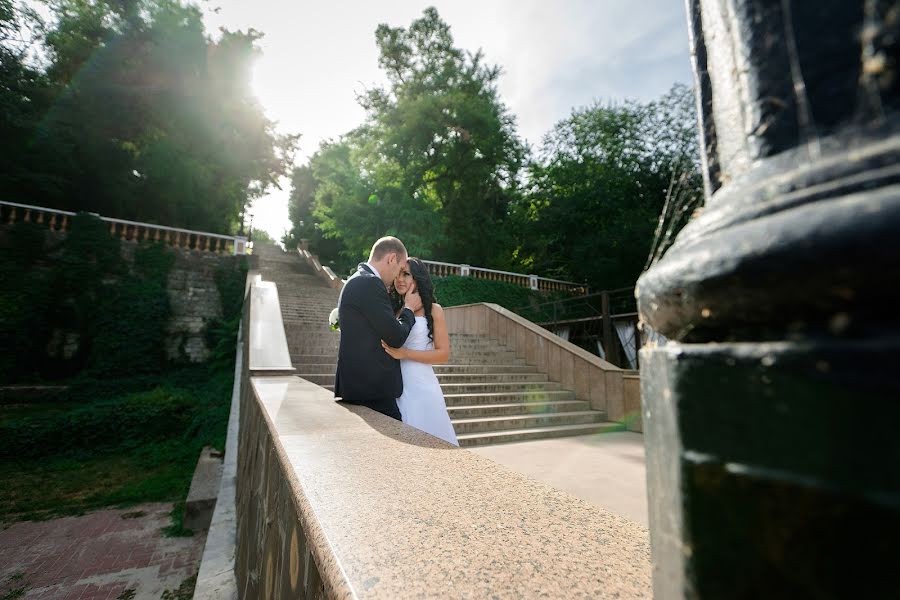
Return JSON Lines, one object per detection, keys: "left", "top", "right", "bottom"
{"left": 364, "top": 261, "right": 382, "bottom": 281}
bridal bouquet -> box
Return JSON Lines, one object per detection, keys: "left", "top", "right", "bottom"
{"left": 328, "top": 307, "right": 340, "bottom": 331}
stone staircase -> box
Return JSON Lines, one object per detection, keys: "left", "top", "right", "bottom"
{"left": 252, "top": 243, "right": 617, "bottom": 447}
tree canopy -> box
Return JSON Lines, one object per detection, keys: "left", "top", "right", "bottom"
{"left": 285, "top": 7, "right": 525, "bottom": 272}
{"left": 0, "top": 0, "right": 296, "bottom": 234}
{"left": 512, "top": 83, "right": 702, "bottom": 290}
{"left": 285, "top": 7, "right": 701, "bottom": 289}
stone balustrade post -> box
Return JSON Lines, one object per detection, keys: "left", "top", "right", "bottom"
{"left": 636, "top": 2, "right": 899, "bottom": 597}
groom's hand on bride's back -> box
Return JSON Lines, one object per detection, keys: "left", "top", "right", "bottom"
{"left": 404, "top": 289, "right": 422, "bottom": 313}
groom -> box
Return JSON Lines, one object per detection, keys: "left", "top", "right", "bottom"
{"left": 334, "top": 236, "right": 422, "bottom": 420}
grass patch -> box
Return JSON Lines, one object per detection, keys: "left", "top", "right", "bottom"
{"left": 0, "top": 402, "right": 79, "bottom": 424}
{"left": 162, "top": 502, "right": 194, "bottom": 538}
{"left": 161, "top": 575, "right": 197, "bottom": 600}
{"left": 0, "top": 365, "right": 233, "bottom": 526}
{"left": 0, "top": 440, "right": 197, "bottom": 523}
{"left": 0, "top": 573, "right": 28, "bottom": 600}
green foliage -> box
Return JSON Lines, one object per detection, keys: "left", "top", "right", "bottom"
{"left": 1, "top": 0, "right": 297, "bottom": 233}
{"left": 0, "top": 363, "right": 235, "bottom": 523}
{"left": 434, "top": 276, "right": 536, "bottom": 310}
{"left": 0, "top": 214, "right": 180, "bottom": 382}
{"left": 162, "top": 502, "right": 193, "bottom": 537}
{"left": 0, "top": 386, "right": 197, "bottom": 459}
{"left": 285, "top": 10, "right": 701, "bottom": 295}
{"left": 0, "top": 223, "right": 54, "bottom": 382}
{"left": 287, "top": 8, "right": 525, "bottom": 271}
{"left": 206, "top": 256, "right": 248, "bottom": 369}
{"left": 215, "top": 256, "right": 249, "bottom": 321}
{"left": 87, "top": 242, "right": 174, "bottom": 376}
{"left": 511, "top": 84, "right": 702, "bottom": 290}
{"left": 161, "top": 575, "right": 197, "bottom": 599}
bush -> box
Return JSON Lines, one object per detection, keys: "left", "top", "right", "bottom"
{"left": 0, "top": 215, "right": 181, "bottom": 382}
{"left": 434, "top": 276, "right": 537, "bottom": 310}
{"left": 0, "top": 223, "right": 56, "bottom": 382}
{"left": 0, "top": 386, "right": 197, "bottom": 459}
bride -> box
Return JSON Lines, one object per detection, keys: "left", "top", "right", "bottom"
{"left": 381, "top": 257, "right": 459, "bottom": 446}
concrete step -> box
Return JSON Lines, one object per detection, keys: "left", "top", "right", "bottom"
{"left": 448, "top": 334, "right": 497, "bottom": 340}
{"left": 432, "top": 364, "right": 540, "bottom": 374}
{"left": 293, "top": 363, "right": 336, "bottom": 374}
{"left": 281, "top": 311, "right": 334, "bottom": 319}
{"left": 446, "top": 400, "right": 590, "bottom": 419}
{"left": 435, "top": 373, "right": 548, "bottom": 384}
{"left": 285, "top": 331, "right": 340, "bottom": 341}
{"left": 291, "top": 354, "right": 338, "bottom": 365}
{"left": 451, "top": 411, "right": 605, "bottom": 434}
{"left": 298, "top": 374, "right": 334, "bottom": 386}
{"left": 456, "top": 422, "right": 622, "bottom": 447}
{"left": 449, "top": 348, "right": 515, "bottom": 355}
{"left": 439, "top": 382, "right": 564, "bottom": 394}
{"left": 443, "top": 356, "right": 528, "bottom": 366}
{"left": 293, "top": 372, "right": 550, "bottom": 388}
{"left": 287, "top": 344, "right": 341, "bottom": 355}
{"left": 443, "top": 390, "right": 576, "bottom": 407}
{"left": 292, "top": 364, "right": 538, "bottom": 376}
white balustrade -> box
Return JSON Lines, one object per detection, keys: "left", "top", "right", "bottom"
{"left": 1, "top": 200, "right": 247, "bottom": 255}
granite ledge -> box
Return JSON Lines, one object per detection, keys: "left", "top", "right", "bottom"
{"left": 247, "top": 375, "right": 651, "bottom": 599}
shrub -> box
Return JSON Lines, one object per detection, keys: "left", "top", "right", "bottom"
{"left": 0, "top": 386, "right": 197, "bottom": 459}
{"left": 433, "top": 276, "right": 536, "bottom": 310}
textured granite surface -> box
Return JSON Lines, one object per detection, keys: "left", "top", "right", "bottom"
{"left": 243, "top": 375, "right": 651, "bottom": 599}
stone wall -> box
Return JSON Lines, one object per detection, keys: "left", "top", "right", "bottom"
{"left": 164, "top": 250, "right": 229, "bottom": 362}
{"left": 1, "top": 220, "right": 238, "bottom": 367}
{"left": 116, "top": 242, "right": 234, "bottom": 363}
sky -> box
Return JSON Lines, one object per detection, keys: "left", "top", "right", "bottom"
{"left": 199, "top": 1, "right": 694, "bottom": 240}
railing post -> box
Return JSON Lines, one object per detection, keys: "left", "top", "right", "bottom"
{"left": 600, "top": 291, "right": 619, "bottom": 367}
{"left": 637, "top": 2, "right": 899, "bottom": 597}
{"left": 460, "top": 264, "right": 470, "bottom": 277}
{"left": 528, "top": 274, "right": 538, "bottom": 291}
{"left": 234, "top": 236, "right": 248, "bottom": 255}
{"left": 632, "top": 318, "right": 640, "bottom": 370}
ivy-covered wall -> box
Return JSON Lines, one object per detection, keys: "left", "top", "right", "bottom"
{"left": 0, "top": 215, "right": 246, "bottom": 384}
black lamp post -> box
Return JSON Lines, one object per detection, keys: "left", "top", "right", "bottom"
{"left": 637, "top": 2, "right": 900, "bottom": 597}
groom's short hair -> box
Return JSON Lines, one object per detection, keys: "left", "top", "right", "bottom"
{"left": 369, "top": 236, "right": 407, "bottom": 262}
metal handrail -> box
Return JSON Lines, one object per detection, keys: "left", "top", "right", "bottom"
{"left": 514, "top": 287, "right": 635, "bottom": 312}
{"left": 419, "top": 259, "right": 586, "bottom": 291}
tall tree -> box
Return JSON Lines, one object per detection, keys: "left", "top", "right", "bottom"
{"left": 288, "top": 7, "right": 525, "bottom": 268}
{"left": 2, "top": 0, "right": 297, "bottom": 234}
{"left": 513, "top": 83, "right": 702, "bottom": 290}
{"left": 0, "top": 0, "right": 55, "bottom": 202}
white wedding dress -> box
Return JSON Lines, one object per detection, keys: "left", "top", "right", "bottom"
{"left": 396, "top": 317, "right": 459, "bottom": 446}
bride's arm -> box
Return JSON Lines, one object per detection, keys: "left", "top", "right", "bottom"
{"left": 381, "top": 304, "right": 451, "bottom": 364}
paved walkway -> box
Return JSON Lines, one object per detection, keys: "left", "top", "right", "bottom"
{"left": 470, "top": 431, "right": 648, "bottom": 526}
{"left": 0, "top": 503, "right": 205, "bottom": 600}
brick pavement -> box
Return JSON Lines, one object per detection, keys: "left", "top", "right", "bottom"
{"left": 0, "top": 503, "right": 206, "bottom": 600}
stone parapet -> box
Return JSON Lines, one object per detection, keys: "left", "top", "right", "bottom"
{"left": 444, "top": 303, "right": 635, "bottom": 424}
{"left": 221, "top": 269, "right": 651, "bottom": 598}
{"left": 237, "top": 375, "right": 651, "bottom": 598}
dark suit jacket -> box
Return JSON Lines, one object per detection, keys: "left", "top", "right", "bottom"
{"left": 334, "top": 264, "right": 415, "bottom": 417}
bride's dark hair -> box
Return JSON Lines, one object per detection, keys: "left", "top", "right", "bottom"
{"left": 390, "top": 257, "right": 436, "bottom": 341}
